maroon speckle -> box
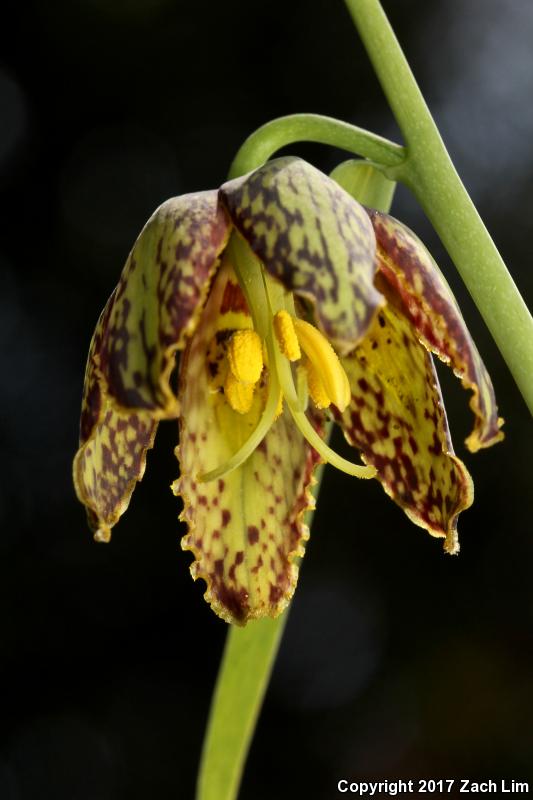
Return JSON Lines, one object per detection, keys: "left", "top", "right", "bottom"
{"left": 247, "top": 525, "right": 259, "bottom": 545}
{"left": 215, "top": 583, "right": 249, "bottom": 622}
{"left": 214, "top": 559, "right": 224, "bottom": 576}
{"left": 428, "top": 431, "right": 441, "bottom": 456}
{"left": 221, "top": 509, "right": 231, "bottom": 527}
{"left": 218, "top": 479, "right": 225, "bottom": 492}
{"left": 252, "top": 555, "right": 264, "bottom": 573}
{"left": 269, "top": 583, "right": 283, "bottom": 603}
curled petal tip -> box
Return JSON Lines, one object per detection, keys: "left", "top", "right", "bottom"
{"left": 94, "top": 527, "right": 112, "bottom": 543}
{"left": 444, "top": 529, "right": 460, "bottom": 555}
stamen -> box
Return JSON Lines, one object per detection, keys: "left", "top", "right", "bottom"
{"left": 296, "top": 364, "right": 309, "bottom": 411}
{"left": 273, "top": 310, "right": 301, "bottom": 361}
{"left": 224, "top": 371, "right": 255, "bottom": 414}
{"left": 305, "top": 359, "right": 330, "bottom": 409}
{"left": 269, "top": 314, "right": 376, "bottom": 480}
{"left": 227, "top": 329, "right": 263, "bottom": 384}
{"left": 293, "top": 318, "right": 351, "bottom": 412}
{"left": 263, "top": 272, "right": 373, "bottom": 479}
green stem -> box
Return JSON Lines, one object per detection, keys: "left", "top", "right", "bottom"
{"left": 196, "top": 613, "right": 288, "bottom": 800}
{"left": 228, "top": 113, "right": 405, "bottom": 179}
{"left": 343, "top": 0, "right": 533, "bottom": 413}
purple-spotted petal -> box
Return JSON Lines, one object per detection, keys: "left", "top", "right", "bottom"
{"left": 221, "top": 157, "right": 383, "bottom": 355}
{"left": 335, "top": 303, "right": 473, "bottom": 553}
{"left": 73, "top": 190, "right": 231, "bottom": 539}
{"left": 98, "top": 191, "right": 231, "bottom": 415}
{"left": 174, "top": 262, "right": 324, "bottom": 624}
{"left": 368, "top": 209, "right": 504, "bottom": 451}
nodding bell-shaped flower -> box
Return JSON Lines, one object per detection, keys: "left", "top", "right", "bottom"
{"left": 73, "top": 156, "right": 503, "bottom": 625}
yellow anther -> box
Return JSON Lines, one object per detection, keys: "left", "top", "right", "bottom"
{"left": 227, "top": 329, "right": 264, "bottom": 384}
{"left": 305, "top": 359, "right": 331, "bottom": 409}
{"left": 273, "top": 310, "right": 301, "bottom": 361}
{"left": 293, "top": 318, "right": 351, "bottom": 412}
{"left": 224, "top": 370, "right": 255, "bottom": 414}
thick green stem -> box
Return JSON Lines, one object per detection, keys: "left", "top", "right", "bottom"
{"left": 228, "top": 114, "right": 405, "bottom": 179}
{"left": 196, "top": 614, "right": 288, "bottom": 800}
{"left": 343, "top": 0, "right": 533, "bottom": 413}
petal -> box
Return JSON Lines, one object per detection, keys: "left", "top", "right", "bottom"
{"left": 73, "top": 298, "right": 158, "bottom": 539}
{"left": 74, "top": 190, "right": 231, "bottom": 538}
{"left": 99, "top": 190, "right": 231, "bottom": 415}
{"left": 174, "top": 262, "right": 323, "bottom": 624}
{"left": 334, "top": 304, "right": 473, "bottom": 553}
{"left": 220, "top": 157, "right": 383, "bottom": 355}
{"left": 367, "top": 210, "right": 504, "bottom": 451}
{"left": 73, "top": 400, "right": 157, "bottom": 542}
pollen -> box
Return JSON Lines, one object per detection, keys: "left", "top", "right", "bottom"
{"left": 274, "top": 310, "right": 301, "bottom": 361}
{"left": 227, "top": 329, "right": 264, "bottom": 384}
{"left": 305, "top": 359, "right": 330, "bottom": 409}
{"left": 224, "top": 370, "right": 255, "bottom": 414}
{"left": 293, "top": 318, "right": 351, "bottom": 412}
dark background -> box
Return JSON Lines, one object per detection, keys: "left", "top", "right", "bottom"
{"left": 1, "top": 1, "right": 532, "bottom": 798}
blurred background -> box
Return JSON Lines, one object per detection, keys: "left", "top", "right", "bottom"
{"left": 1, "top": 0, "right": 532, "bottom": 797}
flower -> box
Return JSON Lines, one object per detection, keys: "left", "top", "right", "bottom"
{"left": 73, "top": 156, "right": 503, "bottom": 625}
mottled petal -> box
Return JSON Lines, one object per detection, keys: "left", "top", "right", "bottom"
{"left": 73, "top": 395, "right": 157, "bottom": 542}
{"left": 73, "top": 190, "right": 230, "bottom": 538}
{"left": 98, "top": 190, "right": 231, "bottom": 414}
{"left": 368, "top": 209, "right": 503, "bottom": 451}
{"left": 221, "top": 157, "right": 383, "bottom": 354}
{"left": 174, "top": 262, "right": 323, "bottom": 624}
{"left": 335, "top": 304, "right": 473, "bottom": 553}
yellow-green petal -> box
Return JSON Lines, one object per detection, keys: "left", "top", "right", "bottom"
{"left": 335, "top": 304, "right": 473, "bottom": 554}
{"left": 174, "top": 263, "right": 323, "bottom": 624}
{"left": 73, "top": 190, "right": 231, "bottom": 538}
{"left": 368, "top": 209, "right": 504, "bottom": 452}
{"left": 73, "top": 403, "right": 157, "bottom": 542}
{"left": 97, "top": 190, "right": 231, "bottom": 416}
{"left": 221, "top": 157, "right": 384, "bottom": 355}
